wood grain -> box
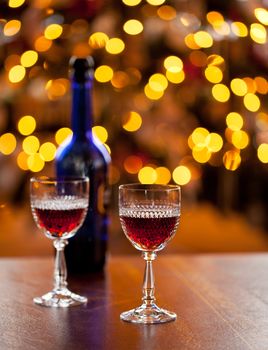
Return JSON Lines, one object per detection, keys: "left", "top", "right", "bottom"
{"left": 0, "top": 254, "right": 267, "bottom": 350}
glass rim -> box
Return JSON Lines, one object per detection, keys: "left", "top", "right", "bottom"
{"left": 119, "top": 183, "right": 181, "bottom": 192}
{"left": 30, "top": 176, "right": 89, "bottom": 184}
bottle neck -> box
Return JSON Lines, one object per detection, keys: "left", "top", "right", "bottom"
{"left": 71, "top": 80, "right": 93, "bottom": 139}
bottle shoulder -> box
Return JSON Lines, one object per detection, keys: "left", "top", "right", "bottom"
{"left": 56, "top": 135, "right": 111, "bottom": 164}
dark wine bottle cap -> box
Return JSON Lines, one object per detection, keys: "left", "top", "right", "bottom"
{"left": 69, "top": 56, "right": 94, "bottom": 83}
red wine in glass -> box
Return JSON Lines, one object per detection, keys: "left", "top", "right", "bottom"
{"left": 120, "top": 207, "right": 180, "bottom": 251}
{"left": 32, "top": 196, "right": 88, "bottom": 239}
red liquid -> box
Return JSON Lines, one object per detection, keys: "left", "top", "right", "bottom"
{"left": 120, "top": 215, "right": 179, "bottom": 251}
{"left": 34, "top": 207, "right": 86, "bottom": 238}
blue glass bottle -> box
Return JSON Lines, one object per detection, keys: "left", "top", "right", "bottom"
{"left": 56, "top": 57, "right": 110, "bottom": 273}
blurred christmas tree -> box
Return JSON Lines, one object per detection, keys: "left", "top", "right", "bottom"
{"left": 0, "top": 0, "right": 268, "bottom": 228}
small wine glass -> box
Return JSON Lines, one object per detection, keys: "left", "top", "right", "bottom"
{"left": 119, "top": 184, "right": 181, "bottom": 324}
{"left": 30, "top": 176, "right": 89, "bottom": 307}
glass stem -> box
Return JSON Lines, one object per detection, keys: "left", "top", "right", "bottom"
{"left": 53, "top": 239, "right": 68, "bottom": 292}
{"left": 142, "top": 251, "right": 157, "bottom": 307}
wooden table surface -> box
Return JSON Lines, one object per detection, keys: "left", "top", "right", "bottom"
{"left": 0, "top": 254, "right": 268, "bottom": 350}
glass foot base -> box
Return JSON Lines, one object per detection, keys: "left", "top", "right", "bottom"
{"left": 120, "top": 303, "right": 176, "bottom": 324}
{"left": 33, "top": 288, "right": 87, "bottom": 308}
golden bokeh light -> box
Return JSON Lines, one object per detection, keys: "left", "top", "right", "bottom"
{"left": 8, "top": 0, "right": 25, "bottom": 8}
{"left": 206, "top": 133, "right": 223, "bottom": 152}
{"left": 250, "top": 23, "right": 266, "bottom": 44}
{"left": 157, "top": 5, "right": 176, "bottom": 20}
{"left": 223, "top": 150, "right": 241, "bottom": 171}
{"left": 230, "top": 78, "right": 247, "bottom": 96}
{"left": 146, "top": 0, "right": 165, "bottom": 5}
{"left": 122, "top": 0, "right": 142, "bottom": 5}
{"left": 231, "top": 22, "right": 248, "bottom": 37}
{"left": 44, "top": 24, "right": 63, "bottom": 40}
{"left": 184, "top": 33, "right": 200, "bottom": 50}
{"left": 231, "top": 130, "right": 249, "bottom": 149}
{"left": 55, "top": 127, "right": 73, "bottom": 145}
{"left": 257, "top": 143, "right": 268, "bottom": 163}
{"left": 194, "top": 31, "right": 213, "bottom": 48}
{"left": 172, "top": 165, "right": 191, "bottom": 185}
{"left": 192, "top": 127, "right": 209, "bottom": 147}
{"left": 95, "top": 65, "right": 114, "bottom": 83}
{"left": 242, "top": 77, "right": 256, "bottom": 94}
{"left": 211, "top": 84, "right": 230, "bottom": 102}
{"left": 18, "top": 115, "right": 36, "bottom": 136}
{"left": 149, "top": 73, "right": 168, "bottom": 92}
{"left": 166, "top": 70, "right": 185, "bottom": 84}
{"left": 122, "top": 111, "right": 142, "bottom": 132}
{"left": 124, "top": 155, "right": 143, "bottom": 174}
{"left": 3, "top": 20, "right": 21, "bottom": 36}
{"left": 123, "top": 19, "right": 143, "bottom": 35}
{"left": 226, "top": 112, "right": 243, "bottom": 131}
{"left": 207, "top": 54, "right": 225, "bottom": 68}
{"left": 144, "top": 84, "right": 164, "bottom": 100}
{"left": 20, "top": 50, "right": 38, "bottom": 68}
{"left": 27, "top": 153, "right": 45, "bottom": 172}
{"left": 164, "top": 56, "right": 183, "bottom": 73}
{"left": 39, "top": 142, "right": 57, "bottom": 162}
{"left": 89, "top": 32, "right": 109, "bottom": 49}
{"left": 255, "top": 77, "right": 268, "bottom": 94}
{"left": 192, "top": 146, "right": 211, "bottom": 163}
{"left": 230, "top": 78, "right": 248, "bottom": 96}
{"left": 138, "top": 166, "right": 157, "bottom": 184}
{"left": 254, "top": 8, "right": 268, "bottom": 26}
{"left": 105, "top": 38, "right": 125, "bottom": 54}
{"left": 155, "top": 167, "right": 171, "bottom": 184}
{"left": 34, "top": 36, "right": 52, "bottom": 52}
{"left": 243, "top": 93, "right": 260, "bottom": 112}
{"left": 92, "top": 126, "right": 108, "bottom": 143}
{"left": 0, "top": 133, "right": 17, "bottom": 155}
{"left": 17, "top": 151, "right": 29, "bottom": 171}
{"left": 204, "top": 66, "right": 223, "bottom": 83}
{"left": 22, "top": 136, "right": 40, "bottom": 155}
{"left": 8, "top": 65, "right": 26, "bottom": 83}
{"left": 206, "top": 11, "right": 224, "bottom": 26}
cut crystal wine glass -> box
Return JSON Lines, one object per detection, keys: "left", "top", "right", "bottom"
{"left": 30, "top": 176, "right": 89, "bottom": 307}
{"left": 119, "top": 184, "right": 181, "bottom": 324}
